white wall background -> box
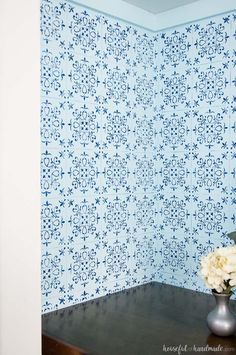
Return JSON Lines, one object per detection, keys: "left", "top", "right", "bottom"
{"left": 0, "top": 0, "right": 41, "bottom": 354}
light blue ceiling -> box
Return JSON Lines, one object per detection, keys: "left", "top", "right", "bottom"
{"left": 122, "top": 0, "right": 199, "bottom": 14}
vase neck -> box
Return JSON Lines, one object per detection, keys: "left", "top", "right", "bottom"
{"left": 213, "top": 292, "right": 231, "bottom": 307}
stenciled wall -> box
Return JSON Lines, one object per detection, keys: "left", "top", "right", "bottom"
{"left": 155, "top": 13, "right": 236, "bottom": 292}
{"left": 40, "top": 0, "right": 158, "bottom": 313}
{"left": 41, "top": 0, "right": 236, "bottom": 313}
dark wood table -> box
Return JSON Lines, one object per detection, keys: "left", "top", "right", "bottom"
{"left": 42, "top": 282, "right": 236, "bottom": 355}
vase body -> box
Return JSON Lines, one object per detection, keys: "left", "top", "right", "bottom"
{"left": 207, "top": 292, "right": 236, "bottom": 337}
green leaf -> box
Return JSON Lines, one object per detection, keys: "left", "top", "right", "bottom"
{"left": 227, "top": 231, "right": 236, "bottom": 244}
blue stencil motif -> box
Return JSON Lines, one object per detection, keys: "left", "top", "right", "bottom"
{"left": 68, "top": 152, "right": 99, "bottom": 195}
{"left": 160, "top": 70, "right": 191, "bottom": 110}
{"left": 159, "top": 111, "right": 191, "bottom": 151}
{"left": 103, "top": 21, "right": 131, "bottom": 62}
{"left": 41, "top": 1, "right": 236, "bottom": 312}
{"left": 41, "top": 199, "right": 66, "bottom": 248}
{"left": 134, "top": 74, "right": 155, "bottom": 109}
{"left": 103, "top": 152, "right": 130, "bottom": 193}
{"left": 160, "top": 27, "right": 192, "bottom": 68}
{"left": 68, "top": 9, "right": 101, "bottom": 54}
{"left": 104, "top": 109, "right": 130, "bottom": 149}
{"left": 103, "top": 195, "right": 131, "bottom": 236}
{"left": 159, "top": 235, "right": 189, "bottom": 273}
{"left": 103, "top": 240, "right": 130, "bottom": 280}
{"left": 193, "top": 64, "right": 229, "bottom": 105}
{"left": 193, "top": 196, "right": 228, "bottom": 237}
{"left": 134, "top": 113, "right": 156, "bottom": 149}
{"left": 68, "top": 245, "right": 99, "bottom": 287}
{"left": 193, "top": 152, "right": 228, "bottom": 193}
{"left": 134, "top": 33, "right": 155, "bottom": 68}
{"left": 41, "top": 99, "right": 66, "bottom": 147}
{"left": 41, "top": 248, "right": 66, "bottom": 300}
{"left": 134, "top": 195, "right": 156, "bottom": 232}
{"left": 134, "top": 155, "right": 156, "bottom": 192}
{"left": 41, "top": 48, "right": 66, "bottom": 97}
{"left": 68, "top": 199, "right": 100, "bottom": 242}
{"left": 159, "top": 195, "right": 190, "bottom": 232}
{"left": 68, "top": 104, "right": 100, "bottom": 148}
{"left": 40, "top": 0, "right": 67, "bottom": 44}
{"left": 104, "top": 67, "right": 130, "bottom": 105}
{"left": 41, "top": 150, "right": 65, "bottom": 197}
{"left": 192, "top": 239, "right": 216, "bottom": 264}
{"left": 68, "top": 58, "right": 99, "bottom": 100}
{"left": 193, "top": 18, "right": 230, "bottom": 62}
{"left": 192, "top": 108, "right": 228, "bottom": 149}
{"left": 159, "top": 153, "right": 190, "bottom": 191}
{"left": 133, "top": 235, "right": 157, "bottom": 273}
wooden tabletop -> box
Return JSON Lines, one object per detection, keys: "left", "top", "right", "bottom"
{"left": 42, "top": 282, "right": 236, "bottom": 355}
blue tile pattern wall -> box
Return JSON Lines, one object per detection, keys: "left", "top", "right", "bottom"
{"left": 41, "top": 0, "right": 236, "bottom": 313}
{"left": 40, "top": 0, "right": 158, "bottom": 313}
{"left": 156, "top": 13, "right": 236, "bottom": 292}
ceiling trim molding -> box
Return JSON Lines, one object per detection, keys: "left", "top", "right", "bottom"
{"left": 67, "top": 0, "right": 236, "bottom": 32}
{"left": 154, "top": 0, "right": 236, "bottom": 31}
{"left": 67, "top": 0, "right": 157, "bottom": 31}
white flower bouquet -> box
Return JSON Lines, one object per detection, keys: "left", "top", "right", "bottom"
{"left": 200, "top": 245, "right": 236, "bottom": 294}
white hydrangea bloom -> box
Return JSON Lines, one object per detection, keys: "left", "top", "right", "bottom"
{"left": 200, "top": 246, "right": 236, "bottom": 293}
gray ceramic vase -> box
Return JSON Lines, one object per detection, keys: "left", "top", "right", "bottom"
{"left": 207, "top": 292, "right": 236, "bottom": 337}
